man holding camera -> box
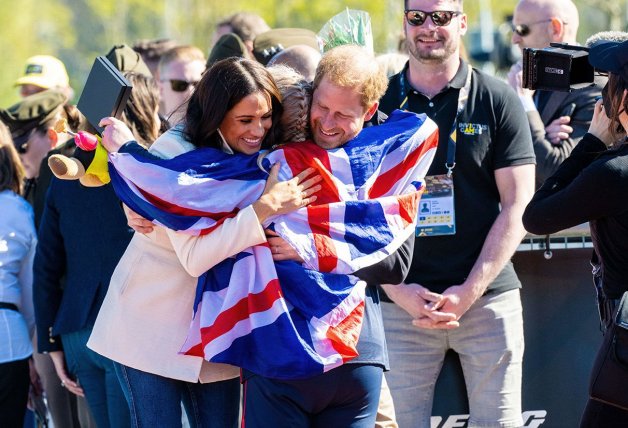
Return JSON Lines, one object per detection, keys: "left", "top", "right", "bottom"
{"left": 378, "top": 0, "right": 536, "bottom": 426}
{"left": 508, "top": 0, "right": 603, "bottom": 187}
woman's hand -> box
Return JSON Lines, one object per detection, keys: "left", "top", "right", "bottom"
{"left": 49, "top": 351, "right": 85, "bottom": 397}
{"left": 266, "top": 231, "right": 304, "bottom": 263}
{"left": 98, "top": 116, "right": 135, "bottom": 153}
{"left": 123, "top": 204, "right": 154, "bottom": 234}
{"left": 588, "top": 99, "right": 614, "bottom": 145}
{"left": 253, "top": 164, "right": 321, "bottom": 223}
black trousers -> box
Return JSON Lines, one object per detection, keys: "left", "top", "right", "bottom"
{"left": 0, "top": 357, "right": 30, "bottom": 428}
{"left": 580, "top": 398, "right": 628, "bottom": 428}
{"left": 582, "top": 278, "right": 628, "bottom": 427}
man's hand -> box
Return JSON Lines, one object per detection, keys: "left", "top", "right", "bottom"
{"left": 382, "top": 283, "right": 459, "bottom": 329}
{"left": 266, "top": 231, "right": 304, "bottom": 263}
{"left": 545, "top": 116, "right": 574, "bottom": 145}
{"left": 49, "top": 351, "right": 85, "bottom": 397}
{"left": 123, "top": 204, "right": 154, "bottom": 234}
{"left": 412, "top": 284, "right": 475, "bottom": 329}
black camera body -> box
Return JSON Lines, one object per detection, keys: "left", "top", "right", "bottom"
{"left": 522, "top": 43, "right": 594, "bottom": 92}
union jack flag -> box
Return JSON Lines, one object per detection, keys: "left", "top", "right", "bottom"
{"left": 108, "top": 110, "right": 438, "bottom": 379}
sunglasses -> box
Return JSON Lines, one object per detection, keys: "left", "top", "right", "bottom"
{"left": 404, "top": 10, "right": 461, "bottom": 27}
{"left": 162, "top": 79, "right": 198, "bottom": 92}
{"left": 511, "top": 19, "right": 553, "bottom": 37}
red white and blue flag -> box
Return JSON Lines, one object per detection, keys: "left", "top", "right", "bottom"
{"left": 108, "top": 110, "right": 438, "bottom": 379}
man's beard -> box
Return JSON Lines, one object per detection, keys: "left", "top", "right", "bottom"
{"left": 406, "top": 35, "right": 458, "bottom": 64}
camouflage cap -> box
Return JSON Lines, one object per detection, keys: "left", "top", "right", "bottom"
{"left": 207, "top": 33, "right": 248, "bottom": 68}
{"left": 105, "top": 44, "right": 153, "bottom": 77}
{"left": 0, "top": 89, "right": 67, "bottom": 149}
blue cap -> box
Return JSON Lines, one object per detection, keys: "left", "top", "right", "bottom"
{"left": 589, "top": 39, "right": 628, "bottom": 82}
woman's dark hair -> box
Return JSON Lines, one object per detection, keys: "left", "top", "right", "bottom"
{"left": 0, "top": 121, "right": 25, "bottom": 194}
{"left": 121, "top": 72, "right": 161, "bottom": 148}
{"left": 184, "top": 57, "right": 283, "bottom": 150}
{"left": 606, "top": 72, "right": 628, "bottom": 142}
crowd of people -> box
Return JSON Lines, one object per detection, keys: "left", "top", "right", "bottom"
{"left": 1, "top": 1, "right": 628, "bottom": 428}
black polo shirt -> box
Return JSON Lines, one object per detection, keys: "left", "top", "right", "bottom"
{"left": 379, "top": 60, "right": 535, "bottom": 295}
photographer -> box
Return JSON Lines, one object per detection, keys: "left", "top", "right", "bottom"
{"left": 523, "top": 39, "right": 628, "bottom": 427}
{"left": 508, "top": 0, "right": 603, "bottom": 187}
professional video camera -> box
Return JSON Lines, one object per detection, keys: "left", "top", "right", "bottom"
{"left": 522, "top": 43, "right": 594, "bottom": 92}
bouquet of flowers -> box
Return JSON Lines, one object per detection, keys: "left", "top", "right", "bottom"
{"left": 318, "top": 8, "right": 374, "bottom": 54}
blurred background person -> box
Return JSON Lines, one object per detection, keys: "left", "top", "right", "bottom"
{"left": 33, "top": 71, "right": 160, "bottom": 428}
{"left": 132, "top": 38, "right": 179, "bottom": 80}
{"left": 0, "top": 122, "right": 38, "bottom": 428}
{"left": 266, "top": 45, "right": 321, "bottom": 82}
{"left": 0, "top": 90, "right": 75, "bottom": 222}
{"left": 212, "top": 12, "right": 271, "bottom": 58}
{"left": 375, "top": 52, "right": 410, "bottom": 79}
{"left": 507, "top": 0, "right": 603, "bottom": 187}
{"left": 15, "top": 55, "right": 74, "bottom": 100}
{"left": 523, "top": 39, "right": 628, "bottom": 428}
{"left": 157, "top": 45, "right": 205, "bottom": 126}
{"left": 0, "top": 89, "right": 95, "bottom": 428}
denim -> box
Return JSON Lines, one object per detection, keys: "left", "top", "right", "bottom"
{"left": 62, "top": 328, "right": 130, "bottom": 428}
{"left": 382, "top": 289, "right": 524, "bottom": 428}
{"left": 114, "top": 362, "right": 240, "bottom": 428}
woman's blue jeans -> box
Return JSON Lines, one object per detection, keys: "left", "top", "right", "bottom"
{"left": 113, "top": 362, "right": 240, "bottom": 428}
{"left": 62, "top": 328, "right": 131, "bottom": 428}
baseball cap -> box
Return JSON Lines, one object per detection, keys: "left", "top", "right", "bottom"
{"left": 589, "top": 39, "right": 628, "bottom": 83}
{"left": 15, "top": 55, "right": 70, "bottom": 89}
{"left": 0, "top": 89, "right": 67, "bottom": 150}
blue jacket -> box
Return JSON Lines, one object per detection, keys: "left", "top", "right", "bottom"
{"left": 33, "top": 178, "right": 133, "bottom": 352}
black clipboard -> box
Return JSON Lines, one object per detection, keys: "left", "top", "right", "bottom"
{"left": 77, "top": 56, "right": 132, "bottom": 133}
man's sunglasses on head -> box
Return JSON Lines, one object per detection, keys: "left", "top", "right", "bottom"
{"left": 162, "top": 79, "right": 198, "bottom": 92}
{"left": 404, "top": 10, "right": 461, "bottom": 27}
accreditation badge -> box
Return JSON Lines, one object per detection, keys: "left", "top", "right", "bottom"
{"left": 416, "top": 174, "right": 456, "bottom": 237}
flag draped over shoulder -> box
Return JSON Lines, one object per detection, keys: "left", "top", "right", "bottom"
{"left": 108, "top": 109, "right": 438, "bottom": 379}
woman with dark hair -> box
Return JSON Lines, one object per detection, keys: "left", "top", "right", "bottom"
{"left": 0, "top": 122, "right": 37, "bottom": 427}
{"left": 523, "top": 39, "right": 628, "bottom": 427}
{"left": 88, "top": 57, "right": 319, "bottom": 428}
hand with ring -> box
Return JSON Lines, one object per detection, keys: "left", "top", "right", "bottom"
{"left": 253, "top": 164, "right": 322, "bottom": 222}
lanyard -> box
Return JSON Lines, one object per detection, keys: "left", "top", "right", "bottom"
{"left": 399, "top": 66, "right": 472, "bottom": 177}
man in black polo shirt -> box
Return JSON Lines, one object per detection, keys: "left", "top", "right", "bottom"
{"left": 378, "top": 0, "right": 536, "bottom": 427}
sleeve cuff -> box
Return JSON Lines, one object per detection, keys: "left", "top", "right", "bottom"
{"left": 243, "top": 205, "right": 267, "bottom": 244}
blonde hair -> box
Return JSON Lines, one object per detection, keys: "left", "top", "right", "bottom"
{"left": 158, "top": 45, "right": 205, "bottom": 74}
{"left": 0, "top": 121, "right": 25, "bottom": 194}
{"left": 313, "top": 44, "right": 388, "bottom": 109}
{"left": 267, "top": 65, "right": 312, "bottom": 144}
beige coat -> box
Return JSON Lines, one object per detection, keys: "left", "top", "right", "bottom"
{"left": 87, "top": 129, "right": 266, "bottom": 382}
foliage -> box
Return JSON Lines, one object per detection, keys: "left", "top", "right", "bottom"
{"left": 0, "top": 0, "right": 625, "bottom": 107}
